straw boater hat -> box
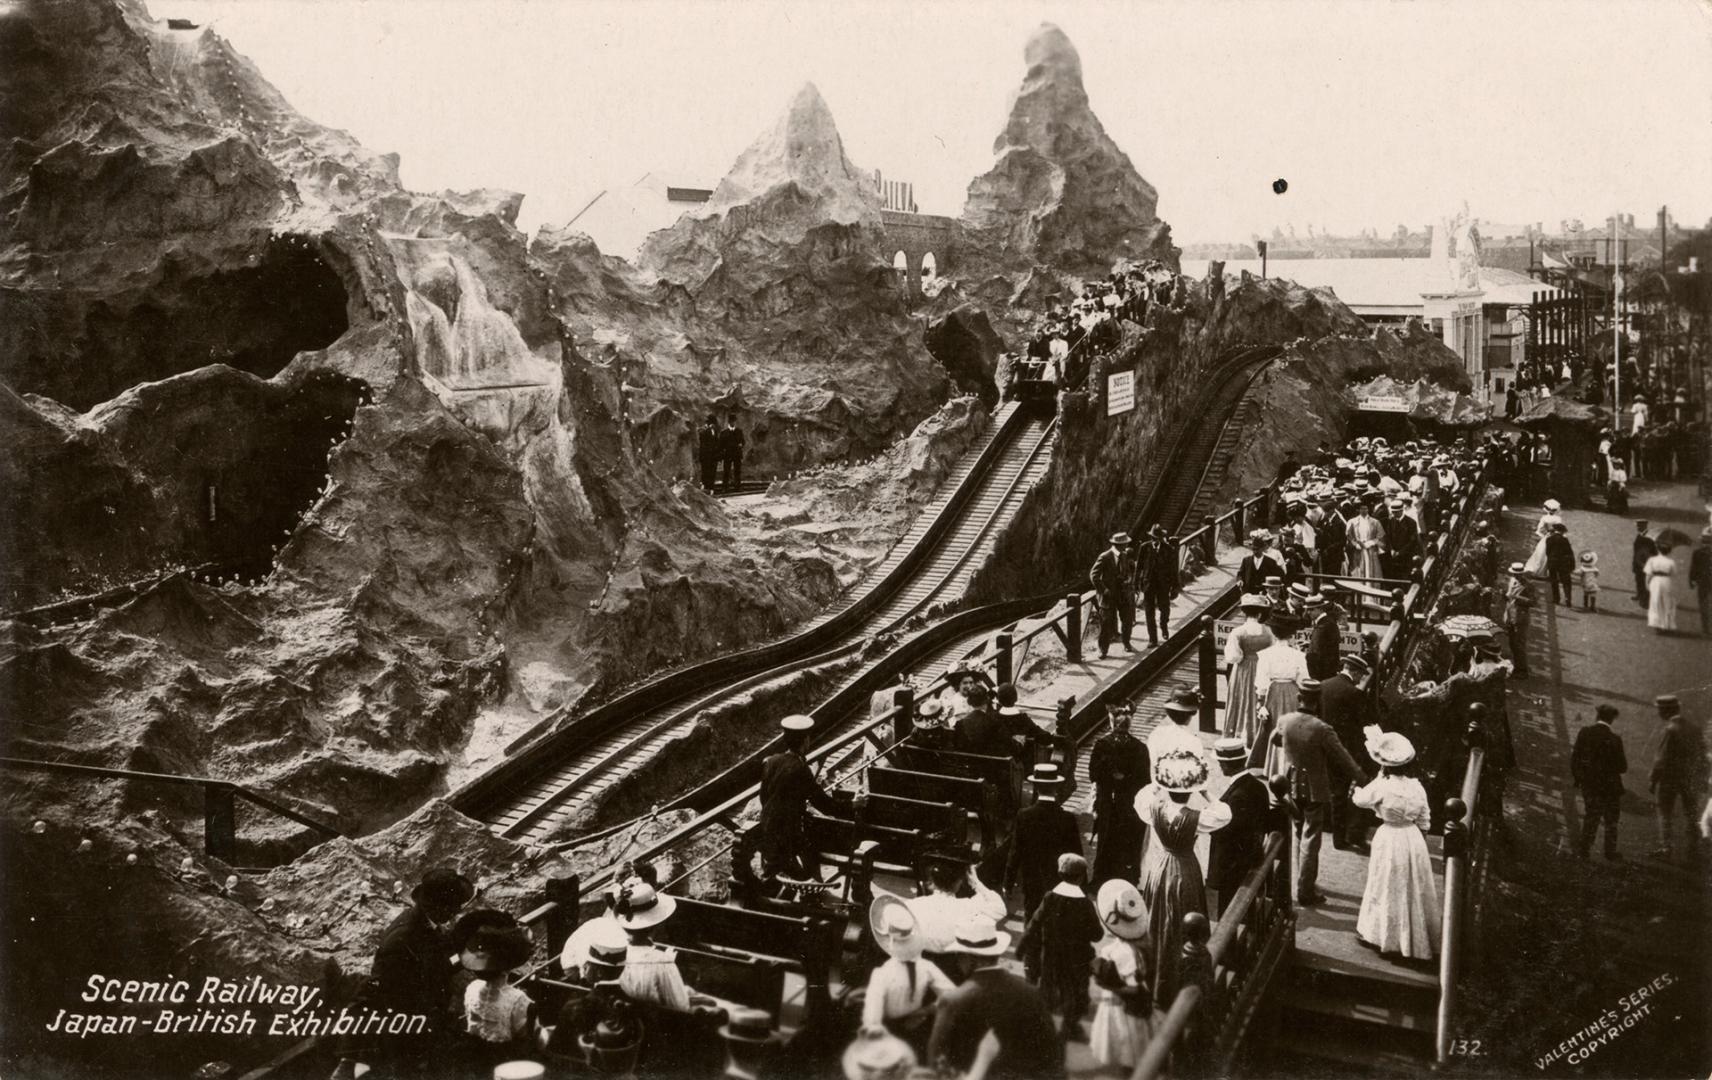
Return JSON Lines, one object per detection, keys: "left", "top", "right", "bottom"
{"left": 1239, "top": 593, "right": 1273, "bottom": 610}
{"left": 1509, "top": 562, "right": 1528, "bottom": 576}
{"left": 583, "top": 922, "right": 630, "bottom": 980}
{"left": 615, "top": 877, "right": 677, "bottom": 930}
{"left": 1340, "top": 654, "right": 1372, "bottom": 676}
{"left": 1288, "top": 582, "right": 1313, "bottom": 601}
{"left": 1263, "top": 575, "right": 1284, "bottom": 589}
{"left": 946, "top": 915, "right": 1011, "bottom": 957}
{"left": 1153, "top": 748, "right": 1210, "bottom": 793}
{"left": 1110, "top": 531, "right": 1135, "bottom": 546}
{"left": 1367, "top": 731, "right": 1416, "bottom": 768}
{"left": 1028, "top": 763, "right": 1066, "bottom": 788}
{"left": 867, "top": 896, "right": 924, "bottom": 961}
{"left": 841, "top": 1027, "right": 916, "bottom": 1080}
{"left": 1544, "top": 499, "right": 1561, "bottom": 512}
{"left": 1095, "top": 879, "right": 1149, "bottom": 941}
{"left": 722, "top": 1007, "right": 777, "bottom": 1051}
{"left": 1302, "top": 592, "right": 1327, "bottom": 609}
{"left": 780, "top": 714, "right": 815, "bottom": 733}
{"left": 1213, "top": 737, "right": 1247, "bottom": 764}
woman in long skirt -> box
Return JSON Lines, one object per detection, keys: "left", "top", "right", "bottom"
{"left": 1221, "top": 597, "right": 1275, "bottom": 747}
{"left": 1135, "top": 750, "right": 1230, "bottom": 1006}
{"left": 1352, "top": 730, "right": 1440, "bottom": 960}
{"left": 1089, "top": 880, "right": 1159, "bottom": 1071}
{"left": 1522, "top": 498, "right": 1564, "bottom": 576}
{"left": 1646, "top": 545, "right": 1678, "bottom": 632}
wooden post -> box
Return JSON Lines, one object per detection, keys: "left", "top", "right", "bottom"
{"left": 995, "top": 633, "right": 1014, "bottom": 688}
{"left": 1066, "top": 593, "right": 1084, "bottom": 663}
{"left": 1202, "top": 515, "right": 1217, "bottom": 565}
{"left": 204, "top": 784, "right": 237, "bottom": 863}
{"left": 892, "top": 687, "right": 915, "bottom": 745}
{"left": 1198, "top": 615, "right": 1218, "bottom": 732}
{"left": 1231, "top": 499, "right": 1246, "bottom": 545}
{"left": 1260, "top": 486, "right": 1276, "bottom": 528}
{"left": 544, "top": 873, "right": 580, "bottom": 967}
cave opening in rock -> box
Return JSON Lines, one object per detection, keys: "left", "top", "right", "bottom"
{"left": 4, "top": 233, "right": 350, "bottom": 410}
{"left": 199, "top": 371, "right": 370, "bottom": 579}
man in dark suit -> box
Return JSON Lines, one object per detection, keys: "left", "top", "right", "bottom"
{"left": 718, "top": 412, "right": 746, "bottom": 491}
{"left": 1091, "top": 532, "right": 1137, "bottom": 657}
{"left": 1571, "top": 704, "right": 1626, "bottom": 861}
{"left": 757, "top": 715, "right": 858, "bottom": 879}
{"left": 696, "top": 414, "right": 720, "bottom": 492}
{"left": 1005, "top": 765, "right": 1082, "bottom": 919}
{"left": 1237, "top": 532, "right": 1285, "bottom": 594}
{"left": 1317, "top": 500, "right": 1348, "bottom": 575}
{"left": 959, "top": 696, "right": 1050, "bottom": 763}
{"left": 1135, "top": 524, "right": 1179, "bottom": 646}
{"left": 1088, "top": 704, "right": 1150, "bottom": 885}
{"left": 1384, "top": 498, "right": 1421, "bottom": 579}
{"left": 1208, "top": 739, "right": 1280, "bottom": 916}
{"left": 1303, "top": 594, "right": 1342, "bottom": 680}
{"left": 1279, "top": 682, "right": 1368, "bottom": 904}
{"left": 928, "top": 919, "right": 1063, "bottom": 1079}
{"left": 1631, "top": 520, "right": 1657, "bottom": 606}
{"left": 333, "top": 866, "right": 475, "bottom": 1077}
{"left": 1319, "top": 654, "right": 1375, "bottom": 851}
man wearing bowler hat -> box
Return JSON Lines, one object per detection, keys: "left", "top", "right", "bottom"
{"left": 1091, "top": 531, "right": 1138, "bottom": 657}
{"left": 928, "top": 916, "right": 1061, "bottom": 1078}
{"left": 1571, "top": 704, "right": 1626, "bottom": 861}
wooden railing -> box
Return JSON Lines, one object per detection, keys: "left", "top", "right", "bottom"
{"left": 1133, "top": 832, "right": 1295, "bottom": 1080}
{"left": 1436, "top": 711, "right": 1498, "bottom": 1064}
{"left": 0, "top": 757, "right": 343, "bottom": 863}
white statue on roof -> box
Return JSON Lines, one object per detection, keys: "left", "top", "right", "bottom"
{"left": 1431, "top": 203, "right": 1483, "bottom": 293}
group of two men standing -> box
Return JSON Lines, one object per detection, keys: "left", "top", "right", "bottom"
{"left": 697, "top": 412, "right": 746, "bottom": 492}
{"left": 1090, "top": 526, "right": 1180, "bottom": 657}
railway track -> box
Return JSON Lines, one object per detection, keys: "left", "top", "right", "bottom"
{"left": 475, "top": 407, "right": 1060, "bottom": 843}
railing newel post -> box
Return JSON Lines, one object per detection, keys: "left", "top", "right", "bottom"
{"left": 1198, "top": 615, "right": 1218, "bottom": 733}
{"left": 892, "top": 687, "right": 915, "bottom": 746}
{"left": 1065, "top": 593, "right": 1083, "bottom": 663}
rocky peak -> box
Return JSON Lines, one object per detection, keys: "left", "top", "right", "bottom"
{"left": 963, "top": 23, "right": 1176, "bottom": 273}
{"left": 695, "top": 82, "right": 879, "bottom": 227}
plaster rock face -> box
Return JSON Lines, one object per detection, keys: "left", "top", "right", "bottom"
{"left": 963, "top": 24, "right": 1177, "bottom": 274}
{"left": 637, "top": 83, "right": 949, "bottom": 471}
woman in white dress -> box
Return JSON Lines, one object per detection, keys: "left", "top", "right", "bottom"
{"left": 1646, "top": 544, "right": 1678, "bottom": 633}
{"left": 1250, "top": 634, "right": 1306, "bottom": 775}
{"left": 1351, "top": 730, "right": 1440, "bottom": 960}
{"left": 1089, "top": 880, "right": 1161, "bottom": 1071}
{"left": 1522, "top": 499, "right": 1564, "bottom": 576}
{"left": 1221, "top": 598, "right": 1275, "bottom": 748}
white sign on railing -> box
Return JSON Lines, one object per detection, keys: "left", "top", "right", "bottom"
{"left": 1356, "top": 394, "right": 1409, "bottom": 413}
{"left": 1213, "top": 618, "right": 1359, "bottom": 654}
{"left": 1107, "top": 369, "right": 1136, "bottom": 416}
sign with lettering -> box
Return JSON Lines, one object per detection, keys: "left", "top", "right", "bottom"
{"left": 1356, "top": 394, "right": 1409, "bottom": 413}
{"left": 1106, "top": 370, "right": 1136, "bottom": 416}
{"left": 1215, "top": 618, "right": 1361, "bottom": 655}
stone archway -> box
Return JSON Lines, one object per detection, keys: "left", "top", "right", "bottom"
{"left": 892, "top": 250, "right": 909, "bottom": 294}
{"left": 920, "top": 252, "right": 937, "bottom": 286}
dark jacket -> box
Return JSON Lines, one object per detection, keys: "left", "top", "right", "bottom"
{"left": 1017, "top": 889, "right": 1103, "bottom": 1010}
{"left": 1689, "top": 545, "right": 1712, "bottom": 594}
{"left": 696, "top": 423, "right": 720, "bottom": 464}
{"left": 1280, "top": 711, "right": 1366, "bottom": 804}
{"left": 928, "top": 967, "right": 1064, "bottom": 1080}
{"left": 1633, "top": 533, "right": 1659, "bottom": 573}
{"left": 957, "top": 707, "right": 1042, "bottom": 759}
{"left": 1305, "top": 613, "right": 1342, "bottom": 679}
{"left": 1136, "top": 538, "right": 1179, "bottom": 598}
{"left": 1317, "top": 672, "right": 1370, "bottom": 747}
{"left": 717, "top": 424, "right": 745, "bottom": 461}
{"left": 1651, "top": 719, "right": 1708, "bottom": 792}
{"left": 1545, "top": 534, "right": 1576, "bottom": 572}
{"left": 1090, "top": 547, "right": 1133, "bottom": 599}
{"left": 1005, "top": 801, "right": 1082, "bottom": 907}
{"left": 362, "top": 906, "right": 457, "bottom": 1028}
{"left": 758, "top": 748, "right": 850, "bottom": 864}
{"left": 1238, "top": 553, "right": 1285, "bottom": 594}
{"left": 1208, "top": 772, "right": 1275, "bottom": 897}
{"left": 1570, "top": 720, "right": 1626, "bottom": 797}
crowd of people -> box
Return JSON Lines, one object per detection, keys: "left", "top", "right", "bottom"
{"left": 1000, "top": 262, "right": 1181, "bottom": 393}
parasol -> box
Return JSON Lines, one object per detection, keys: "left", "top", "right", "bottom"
{"left": 1436, "top": 614, "right": 1501, "bottom": 639}
{"left": 1653, "top": 526, "right": 1696, "bottom": 552}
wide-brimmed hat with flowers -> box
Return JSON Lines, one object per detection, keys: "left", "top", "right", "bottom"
{"left": 1153, "top": 748, "right": 1210, "bottom": 793}
{"left": 1365, "top": 728, "right": 1416, "bottom": 767}
{"left": 615, "top": 877, "right": 677, "bottom": 930}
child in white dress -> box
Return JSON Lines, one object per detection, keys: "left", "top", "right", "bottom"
{"left": 1089, "top": 880, "right": 1159, "bottom": 1070}
{"left": 1351, "top": 729, "right": 1441, "bottom": 960}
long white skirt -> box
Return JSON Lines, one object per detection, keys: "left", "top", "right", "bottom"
{"left": 1090, "top": 996, "right": 1161, "bottom": 1070}
{"left": 1356, "top": 823, "right": 1441, "bottom": 959}
{"left": 1649, "top": 576, "right": 1677, "bottom": 630}
{"left": 1523, "top": 535, "right": 1549, "bottom": 576}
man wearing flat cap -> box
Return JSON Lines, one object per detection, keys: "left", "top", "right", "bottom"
{"left": 1091, "top": 532, "right": 1138, "bottom": 658}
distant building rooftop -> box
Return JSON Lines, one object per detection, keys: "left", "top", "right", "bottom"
{"left": 1181, "top": 257, "right": 1562, "bottom": 313}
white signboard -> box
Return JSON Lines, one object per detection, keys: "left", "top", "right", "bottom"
{"left": 1214, "top": 618, "right": 1360, "bottom": 655}
{"left": 1357, "top": 394, "right": 1409, "bottom": 413}
{"left": 1106, "top": 370, "right": 1136, "bottom": 416}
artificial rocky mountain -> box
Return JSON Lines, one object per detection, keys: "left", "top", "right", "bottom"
{"left": 962, "top": 23, "right": 1178, "bottom": 275}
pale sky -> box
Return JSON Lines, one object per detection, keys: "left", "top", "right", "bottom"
{"left": 167, "top": 0, "right": 1712, "bottom": 244}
